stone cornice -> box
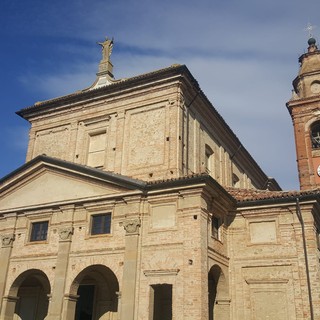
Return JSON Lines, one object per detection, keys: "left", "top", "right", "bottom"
{"left": 16, "top": 65, "right": 194, "bottom": 120}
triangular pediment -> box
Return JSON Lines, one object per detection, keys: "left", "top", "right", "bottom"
{"left": 0, "top": 156, "right": 145, "bottom": 212}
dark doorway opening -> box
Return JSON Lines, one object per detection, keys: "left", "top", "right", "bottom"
{"left": 71, "top": 265, "right": 119, "bottom": 320}
{"left": 75, "top": 285, "right": 95, "bottom": 320}
{"left": 14, "top": 272, "right": 50, "bottom": 320}
{"left": 151, "top": 284, "right": 172, "bottom": 320}
{"left": 208, "top": 272, "right": 217, "bottom": 320}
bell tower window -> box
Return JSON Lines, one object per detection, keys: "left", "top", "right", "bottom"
{"left": 311, "top": 121, "right": 320, "bottom": 149}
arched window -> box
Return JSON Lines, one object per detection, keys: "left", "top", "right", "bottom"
{"left": 311, "top": 121, "right": 320, "bottom": 149}
{"left": 232, "top": 173, "right": 240, "bottom": 188}
{"left": 205, "top": 145, "right": 214, "bottom": 175}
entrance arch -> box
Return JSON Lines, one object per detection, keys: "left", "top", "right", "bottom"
{"left": 208, "top": 265, "right": 230, "bottom": 320}
{"left": 1, "top": 269, "right": 50, "bottom": 320}
{"left": 67, "top": 264, "right": 119, "bottom": 320}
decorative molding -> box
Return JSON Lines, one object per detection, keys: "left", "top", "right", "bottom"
{"left": 215, "top": 299, "right": 231, "bottom": 305}
{"left": 123, "top": 219, "right": 141, "bottom": 235}
{"left": 2, "top": 295, "right": 19, "bottom": 302}
{"left": 143, "top": 269, "right": 180, "bottom": 277}
{"left": 58, "top": 226, "right": 74, "bottom": 241}
{"left": 245, "top": 278, "right": 289, "bottom": 285}
{"left": 1, "top": 233, "right": 15, "bottom": 248}
{"left": 63, "top": 293, "right": 79, "bottom": 302}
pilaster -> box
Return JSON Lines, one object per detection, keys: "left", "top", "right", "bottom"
{"left": 0, "top": 213, "right": 17, "bottom": 312}
{"left": 46, "top": 205, "right": 74, "bottom": 320}
{"left": 120, "top": 218, "right": 141, "bottom": 320}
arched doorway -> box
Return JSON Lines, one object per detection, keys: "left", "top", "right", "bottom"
{"left": 208, "top": 265, "right": 230, "bottom": 320}
{"left": 2, "top": 269, "right": 50, "bottom": 320}
{"left": 69, "top": 264, "right": 119, "bottom": 320}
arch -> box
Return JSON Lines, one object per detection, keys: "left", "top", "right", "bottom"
{"left": 232, "top": 173, "right": 240, "bottom": 188}
{"left": 310, "top": 120, "right": 320, "bottom": 148}
{"left": 2, "top": 269, "right": 50, "bottom": 320}
{"left": 208, "top": 265, "right": 230, "bottom": 320}
{"left": 66, "top": 264, "right": 119, "bottom": 320}
{"left": 205, "top": 144, "right": 214, "bottom": 176}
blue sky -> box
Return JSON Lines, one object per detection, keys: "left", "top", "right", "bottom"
{"left": 0, "top": 0, "right": 319, "bottom": 190}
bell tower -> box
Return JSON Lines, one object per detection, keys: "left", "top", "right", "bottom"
{"left": 287, "top": 37, "right": 320, "bottom": 190}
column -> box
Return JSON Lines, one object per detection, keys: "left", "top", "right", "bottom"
{"left": 120, "top": 218, "right": 141, "bottom": 320}
{"left": 0, "top": 233, "right": 15, "bottom": 308}
{"left": 61, "top": 294, "right": 79, "bottom": 320}
{"left": 46, "top": 224, "right": 73, "bottom": 320}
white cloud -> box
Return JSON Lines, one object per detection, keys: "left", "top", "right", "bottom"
{"left": 11, "top": 0, "right": 320, "bottom": 190}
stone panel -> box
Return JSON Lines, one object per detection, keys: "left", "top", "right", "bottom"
{"left": 150, "top": 203, "right": 176, "bottom": 229}
{"left": 126, "top": 105, "right": 166, "bottom": 169}
{"left": 249, "top": 220, "right": 277, "bottom": 244}
{"left": 33, "top": 125, "right": 71, "bottom": 159}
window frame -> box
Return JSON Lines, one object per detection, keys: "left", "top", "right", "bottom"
{"left": 90, "top": 213, "right": 112, "bottom": 236}
{"left": 30, "top": 220, "right": 49, "bottom": 242}
{"left": 86, "top": 130, "right": 107, "bottom": 169}
{"left": 211, "top": 215, "right": 222, "bottom": 240}
{"left": 311, "top": 121, "right": 320, "bottom": 149}
{"left": 205, "top": 145, "right": 214, "bottom": 175}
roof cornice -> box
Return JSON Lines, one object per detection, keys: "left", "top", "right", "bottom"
{"left": 16, "top": 64, "right": 197, "bottom": 120}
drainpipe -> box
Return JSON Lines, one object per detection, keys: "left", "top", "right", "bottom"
{"left": 295, "top": 197, "right": 314, "bottom": 320}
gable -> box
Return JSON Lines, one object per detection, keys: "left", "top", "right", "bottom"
{"left": 0, "top": 168, "right": 139, "bottom": 212}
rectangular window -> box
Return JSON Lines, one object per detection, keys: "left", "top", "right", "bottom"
{"left": 91, "top": 213, "right": 111, "bottom": 235}
{"left": 30, "top": 221, "right": 49, "bottom": 242}
{"left": 212, "top": 216, "right": 221, "bottom": 239}
{"left": 316, "top": 229, "right": 320, "bottom": 250}
{"left": 87, "top": 131, "right": 107, "bottom": 168}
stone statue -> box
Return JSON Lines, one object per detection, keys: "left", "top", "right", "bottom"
{"left": 98, "top": 37, "right": 114, "bottom": 61}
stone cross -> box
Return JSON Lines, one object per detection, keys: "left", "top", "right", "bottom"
{"left": 306, "top": 23, "right": 316, "bottom": 38}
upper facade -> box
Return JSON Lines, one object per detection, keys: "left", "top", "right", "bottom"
{"left": 16, "top": 38, "right": 279, "bottom": 191}
{"left": 287, "top": 38, "right": 320, "bottom": 190}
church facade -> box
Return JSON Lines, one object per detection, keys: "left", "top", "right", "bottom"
{"left": 0, "top": 37, "right": 320, "bottom": 319}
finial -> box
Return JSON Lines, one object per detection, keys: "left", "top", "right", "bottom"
{"left": 305, "top": 23, "right": 315, "bottom": 39}
{"left": 304, "top": 23, "right": 318, "bottom": 52}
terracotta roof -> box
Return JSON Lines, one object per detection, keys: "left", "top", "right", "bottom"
{"left": 146, "top": 173, "right": 208, "bottom": 185}
{"left": 226, "top": 187, "right": 320, "bottom": 204}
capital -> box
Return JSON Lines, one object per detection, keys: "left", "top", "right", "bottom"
{"left": 123, "top": 218, "right": 141, "bottom": 235}
{"left": 58, "top": 226, "right": 73, "bottom": 241}
{"left": 1, "top": 233, "right": 15, "bottom": 247}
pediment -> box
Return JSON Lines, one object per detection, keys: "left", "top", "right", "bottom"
{"left": 0, "top": 158, "right": 143, "bottom": 212}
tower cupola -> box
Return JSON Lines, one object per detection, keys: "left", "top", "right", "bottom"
{"left": 292, "top": 38, "right": 320, "bottom": 99}
{"left": 287, "top": 37, "right": 320, "bottom": 190}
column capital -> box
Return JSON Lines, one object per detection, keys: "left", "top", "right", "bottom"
{"left": 63, "top": 293, "right": 79, "bottom": 302}
{"left": 1, "top": 233, "right": 15, "bottom": 248}
{"left": 58, "top": 226, "right": 74, "bottom": 242}
{"left": 122, "top": 218, "right": 141, "bottom": 235}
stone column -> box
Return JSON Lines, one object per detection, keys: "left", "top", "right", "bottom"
{"left": 0, "top": 233, "right": 15, "bottom": 303}
{"left": 215, "top": 299, "right": 231, "bottom": 320}
{"left": 0, "top": 295, "right": 19, "bottom": 320}
{"left": 120, "top": 218, "right": 141, "bottom": 320}
{"left": 0, "top": 233, "right": 15, "bottom": 317}
{"left": 46, "top": 225, "right": 73, "bottom": 320}
{"left": 61, "top": 294, "right": 79, "bottom": 320}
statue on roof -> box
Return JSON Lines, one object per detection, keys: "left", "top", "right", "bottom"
{"left": 98, "top": 37, "right": 114, "bottom": 61}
